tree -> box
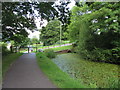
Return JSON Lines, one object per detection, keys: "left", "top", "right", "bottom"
{"left": 2, "top": 2, "right": 36, "bottom": 42}
{"left": 40, "top": 19, "right": 61, "bottom": 46}
{"left": 2, "top": 2, "right": 60, "bottom": 51}
{"left": 10, "top": 35, "right": 31, "bottom": 52}
{"left": 31, "top": 37, "right": 39, "bottom": 45}
{"left": 54, "top": 1, "right": 71, "bottom": 40}
{"left": 2, "top": 1, "right": 71, "bottom": 43}
{"left": 68, "top": 2, "right": 120, "bottom": 64}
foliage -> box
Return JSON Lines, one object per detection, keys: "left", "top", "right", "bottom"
{"left": 13, "top": 35, "right": 30, "bottom": 47}
{"left": 9, "top": 36, "right": 31, "bottom": 52}
{"left": 2, "top": 1, "right": 73, "bottom": 54}
{"left": 2, "top": 1, "right": 71, "bottom": 52}
{"left": 2, "top": 1, "right": 71, "bottom": 41}
{"left": 44, "top": 49, "right": 56, "bottom": 58}
{"left": 30, "top": 37, "right": 39, "bottom": 45}
{"left": 68, "top": 2, "right": 120, "bottom": 64}
{"left": 1, "top": 42, "right": 11, "bottom": 56}
{"left": 36, "top": 52, "right": 86, "bottom": 88}
{"left": 54, "top": 1, "right": 71, "bottom": 40}
{"left": 40, "top": 19, "right": 61, "bottom": 46}
{"left": 2, "top": 2, "right": 36, "bottom": 42}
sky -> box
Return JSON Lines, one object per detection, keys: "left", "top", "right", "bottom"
{"left": 28, "top": 19, "right": 48, "bottom": 39}
{"left": 28, "top": 0, "right": 75, "bottom": 39}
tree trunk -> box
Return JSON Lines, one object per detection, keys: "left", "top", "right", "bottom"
{"left": 10, "top": 45, "right": 13, "bottom": 53}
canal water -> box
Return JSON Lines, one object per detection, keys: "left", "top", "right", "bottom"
{"left": 52, "top": 53, "right": 119, "bottom": 88}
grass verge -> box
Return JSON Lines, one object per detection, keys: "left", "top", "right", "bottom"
{"left": 51, "top": 45, "right": 72, "bottom": 51}
{"left": 2, "top": 53, "right": 23, "bottom": 77}
{"left": 36, "top": 52, "right": 86, "bottom": 88}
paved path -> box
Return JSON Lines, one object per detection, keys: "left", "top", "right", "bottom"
{"left": 2, "top": 53, "right": 56, "bottom": 88}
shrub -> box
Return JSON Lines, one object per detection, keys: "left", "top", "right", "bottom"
{"left": 75, "top": 45, "right": 119, "bottom": 64}
{"left": 1, "top": 43, "right": 11, "bottom": 56}
{"left": 111, "top": 47, "right": 120, "bottom": 64}
{"left": 44, "top": 49, "right": 56, "bottom": 58}
{"left": 82, "top": 48, "right": 120, "bottom": 64}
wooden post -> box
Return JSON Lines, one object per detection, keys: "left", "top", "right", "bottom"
{"left": 28, "top": 47, "right": 29, "bottom": 53}
{"left": 10, "top": 45, "right": 13, "bottom": 53}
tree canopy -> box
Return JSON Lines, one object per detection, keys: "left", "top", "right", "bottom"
{"left": 40, "top": 19, "right": 61, "bottom": 46}
{"left": 30, "top": 37, "right": 39, "bottom": 45}
{"left": 2, "top": 2, "right": 36, "bottom": 41}
{"left": 2, "top": 1, "right": 71, "bottom": 45}
{"left": 68, "top": 2, "right": 120, "bottom": 64}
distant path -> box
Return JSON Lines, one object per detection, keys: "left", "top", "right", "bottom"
{"left": 2, "top": 53, "right": 56, "bottom": 88}
{"left": 42, "top": 43, "right": 72, "bottom": 50}
{"left": 23, "top": 43, "right": 72, "bottom": 53}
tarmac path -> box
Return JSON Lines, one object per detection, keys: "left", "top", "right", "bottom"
{"left": 2, "top": 53, "right": 56, "bottom": 88}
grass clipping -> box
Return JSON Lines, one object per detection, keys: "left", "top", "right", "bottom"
{"left": 36, "top": 52, "right": 85, "bottom": 88}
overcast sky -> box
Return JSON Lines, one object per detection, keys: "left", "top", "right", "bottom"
{"left": 28, "top": 0, "right": 75, "bottom": 39}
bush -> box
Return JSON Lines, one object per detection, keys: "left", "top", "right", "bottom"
{"left": 111, "top": 47, "right": 120, "bottom": 64}
{"left": 78, "top": 47, "right": 119, "bottom": 64}
{"left": 73, "top": 42, "right": 119, "bottom": 64}
{"left": 44, "top": 49, "right": 56, "bottom": 58}
{"left": 1, "top": 43, "right": 11, "bottom": 56}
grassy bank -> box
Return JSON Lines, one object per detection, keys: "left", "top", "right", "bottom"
{"left": 2, "top": 53, "right": 23, "bottom": 77}
{"left": 52, "top": 45, "right": 72, "bottom": 51}
{"left": 30, "top": 45, "right": 72, "bottom": 53}
{"left": 36, "top": 52, "right": 86, "bottom": 88}
{"left": 20, "top": 44, "right": 72, "bottom": 53}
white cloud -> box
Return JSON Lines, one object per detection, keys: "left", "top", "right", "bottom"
{"left": 27, "top": 30, "right": 40, "bottom": 39}
{"left": 67, "top": 0, "right": 76, "bottom": 10}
